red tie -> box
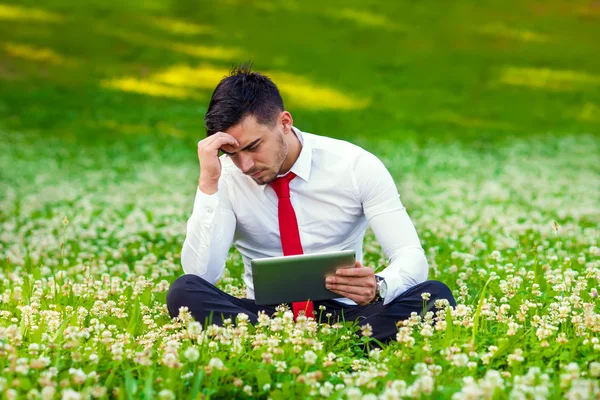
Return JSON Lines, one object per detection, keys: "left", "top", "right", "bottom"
{"left": 270, "top": 171, "right": 314, "bottom": 321}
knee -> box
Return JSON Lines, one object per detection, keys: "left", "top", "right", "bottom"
{"left": 422, "top": 280, "right": 456, "bottom": 306}
{"left": 166, "top": 274, "right": 207, "bottom": 316}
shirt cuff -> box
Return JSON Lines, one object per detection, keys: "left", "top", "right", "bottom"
{"left": 376, "top": 270, "right": 405, "bottom": 306}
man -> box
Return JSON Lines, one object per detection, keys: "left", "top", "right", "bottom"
{"left": 166, "top": 62, "right": 456, "bottom": 343}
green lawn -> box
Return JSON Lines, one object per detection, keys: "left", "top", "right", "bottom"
{"left": 1, "top": 0, "right": 599, "bottom": 399}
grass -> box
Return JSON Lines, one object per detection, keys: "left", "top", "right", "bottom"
{"left": 1, "top": 0, "right": 599, "bottom": 398}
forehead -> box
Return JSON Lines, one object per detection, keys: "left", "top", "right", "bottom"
{"left": 225, "top": 114, "right": 270, "bottom": 138}
{"left": 221, "top": 115, "right": 272, "bottom": 151}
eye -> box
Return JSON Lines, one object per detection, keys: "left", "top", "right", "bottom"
{"left": 248, "top": 143, "right": 260, "bottom": 152}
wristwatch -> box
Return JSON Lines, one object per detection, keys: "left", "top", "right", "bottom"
{"left": 374, "top": 275, "right": 387, "bottom": 302}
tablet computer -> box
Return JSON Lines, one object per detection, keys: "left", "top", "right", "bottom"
{"left": 251, "top": 249, "right": 356, "bottom": 306}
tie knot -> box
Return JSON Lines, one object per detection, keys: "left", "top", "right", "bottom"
{"left": 270, "top": 171, "right": 296, "bottom": 198}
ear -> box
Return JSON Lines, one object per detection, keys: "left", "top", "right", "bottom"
{"left": 279, "top": 111, "right": 293, "bottom": 134}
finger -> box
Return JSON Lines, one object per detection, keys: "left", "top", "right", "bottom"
{"left": 326, "top": 275, "right": 376, "bottom": 288}
{"left": 336, "top": 266, "right": 374, "bottom": 277}
{"left": 200, "top": 136, "right": 239, "bottom": 153}
{"left": 326, "top": 286, "right": 358, "bottom": 299}
{"left": 210, "top": 134, "right": 240, "bottom": 149}
{"left": 327, "top": 288, "right": 370, "bottom": 305}
{"left": 200, "top": 132, "right": 239, "bottom": 149}
{"left": 326, "top": 283, "right": 373, "bottom": 297}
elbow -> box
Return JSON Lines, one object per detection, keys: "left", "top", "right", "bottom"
{"left": 181, "top": 238, "right": 224, "bottom": 286}
{"left": 181, "top": 238, "right": 208, "bottom": 278}
{"left": 418, "top": 252, "right": 429, "bottom": 284}
{"left": 398, "top": 247, "right": 429, "bottom": 286}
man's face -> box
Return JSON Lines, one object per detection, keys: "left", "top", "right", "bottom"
{"left": 220, "top": 113, "right": 288, "bottom": 185}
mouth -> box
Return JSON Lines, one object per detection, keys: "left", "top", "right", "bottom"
{"left": 250, "top": 170, "right": 263, "bottom": 178}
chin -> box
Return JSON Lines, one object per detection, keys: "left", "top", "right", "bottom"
{"left": 257, "top": 171, "right": 276, "bottom": 185}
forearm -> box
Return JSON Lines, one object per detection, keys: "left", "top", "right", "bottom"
{"left": 377, "top": 246, "right": 429, "bottom": 304}
{"left": 180, "top": 186, "right": 236, "bottom": 284}
{"left": 368, "top": 209, "right": 429, "bottom": 305}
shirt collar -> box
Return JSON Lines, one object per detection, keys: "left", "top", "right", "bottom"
{"left": 259, "top": 125, "right": 312, "bottom": 191}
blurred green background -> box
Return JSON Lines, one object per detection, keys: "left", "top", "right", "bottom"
{"left": 1, "top": 0, "right": 599, "bottom": 153}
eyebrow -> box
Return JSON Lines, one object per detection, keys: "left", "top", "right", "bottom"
{"left": 220, "top": 138, "right": 261, "bottom": 155}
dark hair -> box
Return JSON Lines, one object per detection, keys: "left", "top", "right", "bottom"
{"left": 204, "top": 61, "right": 284, "bottom": 136}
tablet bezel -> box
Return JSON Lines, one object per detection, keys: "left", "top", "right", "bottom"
{"left": 250, "top": 249, "right": 356, "bottom": 306}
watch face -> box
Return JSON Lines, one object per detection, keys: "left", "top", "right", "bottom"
{"left": 377, "top": 276, "right": 388, "bottom": 298}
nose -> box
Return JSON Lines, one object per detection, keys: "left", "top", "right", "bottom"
{"left": 238, "top": 153, "right": 255, "bottom": 174}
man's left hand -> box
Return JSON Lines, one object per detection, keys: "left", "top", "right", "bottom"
{"left": 325, "top": 261, "right": 378, "bottom": 306}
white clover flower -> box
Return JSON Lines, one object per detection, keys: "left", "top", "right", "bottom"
{"left": 41, "top": 386, "right": 56, "bottom": 400}
{"left": 452, "top": 377, "right": 483, "bottom": 400}
{"left": 158, "top": 389, "right": 175, "bottom": 400}
{"left": 360, "top": 324, "right": 373, "bottom": 337}
{"left": 589, "top": 362, "right": 600, "bottom": 378}
{"left": 565, "top": 379, "right": 599, "bottom": 400}
{"left": 69, "top": 368, "right": 87, "bottom": 385}
{"left": 257, "top": 311, "right": 270, "bottom": 327}
{"left": 276, "top": 361, "right": 287, "bottom": 373}
{"left": 361, "top": 394, "right": 378, "bottom": 400}
{"left": 187, "top": 321, "right": 202, "bottom": 336}
{"left": 208, "top": 357, "right": 226, "bottom": 370}
{"left": 420, "top": 325, "right": 434, "bottom": 337}
{"left": 5, "top": 389, "right": 18, "bottom": 400}
{"left": 162, "top": 353, "right": 179, "bottom": 367}
{"left": 452, "top": 353, "right": 469, "bottom": 367}
{"left": 88, "top": 353, "right": 99, "bottom": 364}
{"left": 184, "top": 347, "right": 199, "bottom": 362}
{"left": 61, "top": 389, "right": 82, "bottom": 400}
{"left": 89, "top": 386, "right": 106, "bottom": 398}
{"left": 304, "top": 350, "right": 318, "bottom": 365}
{"left": 28, "top": 343, "right": 41, "bottom": 354}
{"left": 507, "top": 349, "right": 524, "bottom": 366}
{"left": 369, "top": 348, "right": 381, "bottom": 360}
{"left": 345, "top": 387, "right": 362, "bottom": 400}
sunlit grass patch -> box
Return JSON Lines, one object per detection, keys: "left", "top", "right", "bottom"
{"left": 102, "top": 27, "right": 243, "bottom": 61}
{"left": 100, "top": 77, "right": 197, "bottom": 99}
{"left": 268, "top": 71, "right": 370, "bottom": 110}
{"left": 150, "top": 64, "right": 229, "bottom": 89}
{"left": 574, "top": 102, "right": 600, "bottom": 122}
{"left": 0, "top": 3, "right": 63, "bottom": 22}
{"left": 101, "top": 63, "right": 369, "bottom": 109}
{"left": 429, "top": 110, "right": 514, "bottom": 130}
{"left": 217, "top": 1, "right": 404, "bottom": 31}
{"left": 498, "top": 66, "right": 600, "bottom": 91}
{"left": 479, "top": 23, "right": 549, "bottom": 43}
{"left": 146, "top": 16, "right": 214, "bottom": 36}
{"left": 326, "top": 8, "right": 403, "bottom": 30}
{"left": 1, "top": 42, "right": 76, "bottom": 66}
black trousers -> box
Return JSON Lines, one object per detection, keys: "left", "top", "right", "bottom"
{"left": 166, "top": 274, "right": 456, "bottom": 344}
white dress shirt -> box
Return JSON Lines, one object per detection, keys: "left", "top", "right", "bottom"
{"left": 181, "top": 126, "right": 429, "bottom": 306}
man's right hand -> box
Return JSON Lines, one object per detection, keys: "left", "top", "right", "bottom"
{"left": 197, "top": 132, "right": 239, "bottom": 195}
